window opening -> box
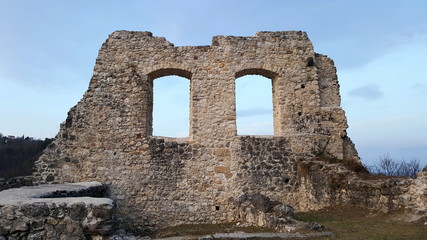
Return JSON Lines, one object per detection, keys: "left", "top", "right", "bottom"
{"left": 235, "top": 75, "right": 273, "bottom": 135}
{"left": 153, "top": 75, "right": 190, "bottom": 137}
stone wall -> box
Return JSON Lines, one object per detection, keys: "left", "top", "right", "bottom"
{"left": 287, "top": 159, "right": 427, "bottom": 217}
{"left": 0, "top": 176, "right": 34, "bottom": 192}
{"left": 0, "top": 182, "right": 114, "bottom": 239}
{"left": 32, "top": 31, "right": 398, "bottom": 233}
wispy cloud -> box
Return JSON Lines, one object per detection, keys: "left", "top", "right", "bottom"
{"left": 348, "top": 83, "right": 383, "bottom": 100}
{"left": 237, "top": 121, "right": 273, "bottom": 135}
{"left": 412, "top": 82, "right": 426, "bottom": 94}
{"left": 237, "top": 107, "right": 272, "bottom": 117}
{"left": 393, "top": 31, "right": 427, "bottom": 46}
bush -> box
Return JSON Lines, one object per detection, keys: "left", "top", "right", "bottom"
{"left": 366, "top": 154, "right": 422, "bottom": 178}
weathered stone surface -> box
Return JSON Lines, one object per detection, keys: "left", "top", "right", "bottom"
{"left": 234, "top": 193, "right": 297, "bottom": 232}
{"left": 29, "top": 30, "right": 426, "bottom": 233}
{"left": 273, "top": 204, "right": 294, "bottom": 218}
{"left": 293, "top": 160, "right": 427, "bottom": 217}
{"left": 305, "top": 222, "right": 326, "bottom": 231}
{"left": 0, "top": 182, "right": 114, "bottom": 240}
{"left": 0, "top": 176, "right": 34, "bottom": 191}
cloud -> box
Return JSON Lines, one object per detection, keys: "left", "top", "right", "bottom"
{"left": 237, "top": 121, "right": 273, "bottom": 136}
{"left": 348, "top": 84, "right": 384, "bottom": 100}
{"left": 412, "top": 82, "right": 426, "bottom": 94}
{"left": 237, "top": 107, "right": 272, "bottom": 117}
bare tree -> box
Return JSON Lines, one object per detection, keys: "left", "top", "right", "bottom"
{"left": 378, "top": 154, "right": 401, "bottom": 176}
{"left": 399, "top": 158, "right": 421, "bottom": 178}
{"left": 369, "top": 154, "right": 421, "bottom": 178}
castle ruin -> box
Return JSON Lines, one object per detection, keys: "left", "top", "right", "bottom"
{"left": 32, "top": 31, "right": 426, "bottom": 233}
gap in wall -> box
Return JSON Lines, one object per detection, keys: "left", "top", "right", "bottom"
{"left": 153, "top": 75, "right": 190, "bottom": 137}
{"left": 236, "top": 75, "right": 273, "bottom": 135}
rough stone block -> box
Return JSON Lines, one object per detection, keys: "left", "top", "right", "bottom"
{"left": 0, "top": 182, "right": 114, "bottom": 239}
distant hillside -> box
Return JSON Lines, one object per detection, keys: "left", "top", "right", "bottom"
{"left": 0, "top": 133, "right": 53, "bottom": 178}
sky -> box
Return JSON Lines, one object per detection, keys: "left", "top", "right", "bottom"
{"left": 0, "top": 0, "right": 426, "bottom": 166}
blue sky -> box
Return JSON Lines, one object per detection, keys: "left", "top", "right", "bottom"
{"left": 1, "top": 0, "right": 426, "bottom": 166}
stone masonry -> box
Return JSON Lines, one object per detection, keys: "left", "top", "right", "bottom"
{"left": 0, "top": 182, "right": 114, "bottom": 239}
{"left": 32, "top": 31, "right": 426, "bottom": 233}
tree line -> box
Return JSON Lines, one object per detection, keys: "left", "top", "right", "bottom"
{"left": 0, "top": 133, "right": 53, "bottom": 178}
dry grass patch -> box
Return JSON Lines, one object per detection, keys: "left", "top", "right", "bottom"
{"left": 150, "top": 206, "right": 427, "bottom": 239}
{"left": 294, "top": 205, "right": 427, "bottom": 240}
{"left": 151, "top": 222, "right": 273, "bottom": 238}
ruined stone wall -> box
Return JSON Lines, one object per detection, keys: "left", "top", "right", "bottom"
{"left": 295, "top": 160, "right": 427, "bottom": 216}
{"left": 0, "top": 176, "right": 34, "bottom": 192}
{"left": 34, "top": 31, "right": 360, "bottom": 232}
{"left": 0, "top": 182, "right": 114, "bottom": 239}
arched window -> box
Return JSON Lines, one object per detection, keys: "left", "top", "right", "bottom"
{"left": 235, "top": 74, "right": 274, "bottom": 135}
{"left": 152, "top": 75, "right": 190, "bottom": 137}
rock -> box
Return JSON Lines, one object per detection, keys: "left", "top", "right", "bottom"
{"left": 272, "top": 204, "right": 294, "bottom": 217}
{"left": 0, "top": 182, "right": 114, "bottom": 240}
{"left": 306, "top": 222, "right": 326, "bottom": 231}
{"left": 30, "top": 220, "right": 45, "bottom": 231}
{"left": 12, "top": 221, "right": 28, "bottom": 232}
{"left": 235, "top": 193, "right": 299, "bottom": 232}
{"left": 68, "top": 202, "right": 89, "bottom": 221}
{"left": 20, "top": 202, "right": 49, "bottom": 217}
{"left": 0, "top": 176, "right": 34, "bottom": 192}
{"left": 248, "top": 193, "right": 276, "bottom": 213}
{"left": 27, "top": 232, "right": 44, "bottom": 240}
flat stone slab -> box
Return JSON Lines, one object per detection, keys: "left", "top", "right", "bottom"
{"left": 0, "top": 181, "right": 113, "bottom": 205}
{"left": 0, "top": 181, "right": 115, "bottom": 239}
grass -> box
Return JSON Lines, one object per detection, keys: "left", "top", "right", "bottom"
{"left": 151, "top": 206, "right": 427, "bottom": 239}
{"left": 151, "top": 222, "right": 273, "bottom": 238}
{"left": 294, "top": 206, "right": 427, "bottom": 240}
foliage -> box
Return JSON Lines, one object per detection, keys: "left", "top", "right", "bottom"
{"left": 0, "top": 133, "right": 53, "bottom": 178}
{"left": 366, "top": 154, "right": 421, "bottom": 178}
